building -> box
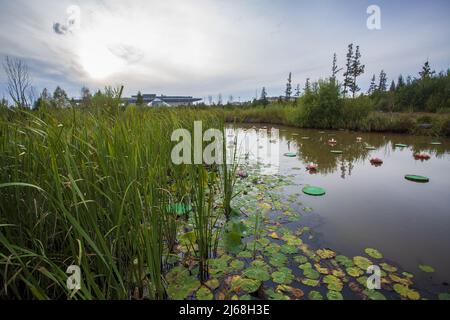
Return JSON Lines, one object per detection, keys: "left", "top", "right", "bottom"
{"left": 127, "top": 94, "right": 202, "bottom": 107}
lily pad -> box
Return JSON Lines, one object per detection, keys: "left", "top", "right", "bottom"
{"left": 380, "top": 263, "right": 397, "bottom": 273}
{"left": 327, "top": 290, "right": 344, "bottom": 300}
{"left": 353, "top": 256, "right": 373, "bottom": 270}
{"left": 242, "top": 266, "right": 271, "bottom": 282}
{"left": 230, "top": 259, "right": 245, "bottom": 271}
{"left": 271, "top": 267, "right": 294, "bottom": 284}
{"left": 269, "top": 252, "right": 288, "bottom": 267}
{"left": 364, "top": 248, "right": 383, "bottom": 259}
{"left": 301, "top": 278, "right": 320, "bottom": 287}
{"left": 323, "top": 275, "right": 343, "bottom": 291}
{"left": 308, "top": 290, "right": 323, "bottom": 300}
{"left": 419, "top": 264, "right": 435, "bottom": 273}
{"left": 294, "top": 255, "right": 308, "bottom": 264}
{"left": 393, "top": 284, "right": 420, "bottom": 300}
{"left": 166, "top": 266, "right": 201, "bottom": 300}
{"left": 336, "top": 255, "right": 354, "bottom": 268}
{"left": 346, "top": 267, "right": 364, "bottom": 278}
{"left": 205, "top": 278, "right": 220, "bottom": 290}
{"left": 196, "top": 286, "right": 214, "bottom": 300}
{"left": 316, "top": 249, "right": 336, "bottom": 259}
{"left": 303, "top": 267, "right": 321, "bottom": 280}
{"left": 302, "top": 186, "right": 326, "bottom": 196}
{"left": 363, "top": 289, "right": 386, "bottom": 300}
{"left": 281, "top": 244, "right": 298, "bottom": 254}
{"left": 230, "top": 276, "right": 261, "bottom": 294}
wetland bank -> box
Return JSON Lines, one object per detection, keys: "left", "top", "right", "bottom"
{"left": 1, "top": 103, "right": 449, "bottom": 301}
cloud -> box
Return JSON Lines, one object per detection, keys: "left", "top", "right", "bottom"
{"left": 0, "top": 0, "right": 449, "bottom": 100}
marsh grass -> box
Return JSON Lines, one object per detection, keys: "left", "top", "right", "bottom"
{"left": 0, "top": 99, "right": 229, "bottom": 299}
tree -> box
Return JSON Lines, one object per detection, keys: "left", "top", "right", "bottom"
{"left": 378, "top": 70, "right": 388, "bottom": 91}
{"left": 331, "top": 53, "right": 342, "bottom": 82}
{"left": 53, "top": 86, "right": 69, "bottom": 108}
{"left": 419, "top": 60, "right": 435, "bottom": 79}
{"left": 228, "top": 95, "right": 233, "bottom": 104}
{"left": 350, "top": 45, "right": 365, "bottom": 98}
{"left": 34, "top": 88, "right": 51, "bottom": 110}
{"left": 304, "top": 78, "right": 311, "bottom": 93}
{"left": 397, "top": 75, "right": 405, "bottom": 88}
{"left": 81, "top": 86, "right": 92, "bottom": 107}
{"left": 389, "top": 80, "right": 396, "bottom": 92}
{"left": 260, "top": 87, "right": 268, "bottom": 106}
{"left": 368, "top": 74, "right": 377, "bottom": 94}
{"left": 294, "top": 84, "right": 301, "bottom": 97}
{"left": 3, "top": 56, "right": 34, "bottom": 108}
{"left": 285, "top": 72, "right": 292, "bottom": 100}
{"left": 136, "top": 91, "right": 144, "bottom": 106}
{"left": 0, "top": 97, "right": 8, "bottom": 109}
{"left": 208, "top": 95, "right": 213, "bottom": 106}
{"left": 217, "top": 93, "right": 223, "bottom": 106}
{"left": 342, "top": 43, "right": 354, "bottom": 97}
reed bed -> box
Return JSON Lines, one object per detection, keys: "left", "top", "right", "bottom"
{"left": 0, "top": 102, "right": 229, "bottom": 299}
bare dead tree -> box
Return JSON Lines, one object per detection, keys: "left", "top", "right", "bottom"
{"left": 3, "top": 56, "right": 33, "bottom": 108}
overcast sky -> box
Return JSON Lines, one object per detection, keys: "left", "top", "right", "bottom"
{"left": 0, "top": 0, "right": 449, "bottom": 102}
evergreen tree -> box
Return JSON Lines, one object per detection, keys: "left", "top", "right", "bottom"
{"left": 419, "top": 60, "right": 435, "bottom": 79}
{"left": 378, "top": 70, "right": 388, "bottom": 91}
{"left": 136, "top": 91, "right": 144, "bottom": 106}
{"left": 397, "top": 75, "right": 405, "bottom": 88}
{"left": 285, "top": 72, "right": 292, "bottom": 100}
{"left": 304, "top": 78, "right": 311, "bottom": 93}
{"left": 342, "top": 43, "right": 354, "bottom": 97}
{"left": 350, "top": 45, "right": 365, "bottom": 98}
{"left": 368, "top": 74, "right": 377, "bottom": 94}
{"left": 389, "top": 80, "right": 396, "bottom": 92}
{"left": 331, "top": 53, "right": 342, "bottom": 82}
{"left": 294, "top": 84, "right": 301, "bottom": 97}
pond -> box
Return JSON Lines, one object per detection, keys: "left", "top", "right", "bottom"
{"left": 225, "top": 124, "right": 450, "bottom": 299}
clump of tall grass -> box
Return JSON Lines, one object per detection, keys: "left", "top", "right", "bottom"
{"left": 0, "top": 92, "right": 227, "bottom": 299}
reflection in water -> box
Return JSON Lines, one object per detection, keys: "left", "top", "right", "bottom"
{"left": 229, "top": 124, "right": 450, "bottom": 293}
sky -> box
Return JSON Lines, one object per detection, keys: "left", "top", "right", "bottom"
{"left": 0, "top": 0, "right": 449, "bottom": 103}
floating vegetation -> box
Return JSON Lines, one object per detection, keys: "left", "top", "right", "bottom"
{"left": 419, "top": 264, "right": 435, "bottom": 273}
{"left": 364, "top": 248, "right": 383, "bottom": 259}
{"left": 302, "top": 186, "right": 326, "bottom": 196}
{"left": 405, "top": 175, "right": 430, "bottom": 183}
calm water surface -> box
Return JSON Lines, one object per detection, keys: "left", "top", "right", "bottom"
{"left": 231, "top": 124, "right": 450, "bottom": 291}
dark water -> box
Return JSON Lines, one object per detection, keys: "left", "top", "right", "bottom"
{"left": 231, "top": 124, "right": 450, "bottom": 292}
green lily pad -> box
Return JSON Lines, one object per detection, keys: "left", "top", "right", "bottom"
{"left": 230, "top": 259, "right": 245, "bottom": 271}
{"left": 167, "top": 203, "right": 192, "bottom": 216}
{"left": 336, "top": 255, "right": 354, "bottom": 268}
{"left": 196, "top": 286, "right": 214, "bottom": 300}
{"left": 327, "top": 290, "right": 343, "bottom": 300}
{"left": 302, "top": 186, "right": 326, "bottom": 196}
{"left": 364, "top": 248, "right": 383, "bottom": 259}
{"left": 237, "top": 250, "right": 253, "bottom": 258}
{"left": 353, "top": 256, "right": 372, "bottom": 270}
{"left": 271, "top": 267, "right": 294, "bottom": 284}
{"left": 393, "top": 284, "right": 420, "bottom": 300}
{"left": 363, "top": 289, "right": 386, "bottom": 300}
{"left": 301, "top": 278, "right": 320, "bottom": 287}
{"left": 230, "top": 276, "right": 261, "bottom": 294}
{"left": 303, "top": 267, "right": 320, "bottom": 280}
{"left": 419, "top": 264, "right": 435, "bottom": 273}
{"left": 205, "top": 278, "right": 220, "bottom": 290}
{"left": 166, "top": 266, "right": 201, "bottom": 300}
{"left": 316, "top": 249, "right": 336, "bottom": 259}
{"left": 242, "top": 266, "right": 271, "bottom": 282}
{"left": 405, "top": 175, "right": 429, "bottom": 183}
{"left": 323, "top": 275, "right": 343, "bottom": 291}
{"left": 269, "top": 252, "right": 288, "bottom": 267}
{"left": 281, "top": 244, "right": 298, "bottom": 254}
{"left": 380, "top": 262, "right": 397, "bottom": 273}
{"left": 308, "top": 290, "right": 323, "bottom": 300}
{"left": 346, "top": 267, "right": 364, "bottom": 278}
{"left": 294, "top": 255, "right": 308, "bottom": 264}
{"left": 224, "top": 231, "right": 243, "bottom": 254}
{"left": 284, "top": 152, "right": 297, "bottom": 157}
{"left": 266, "top": 288, "right": 290, "bottom": 300}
